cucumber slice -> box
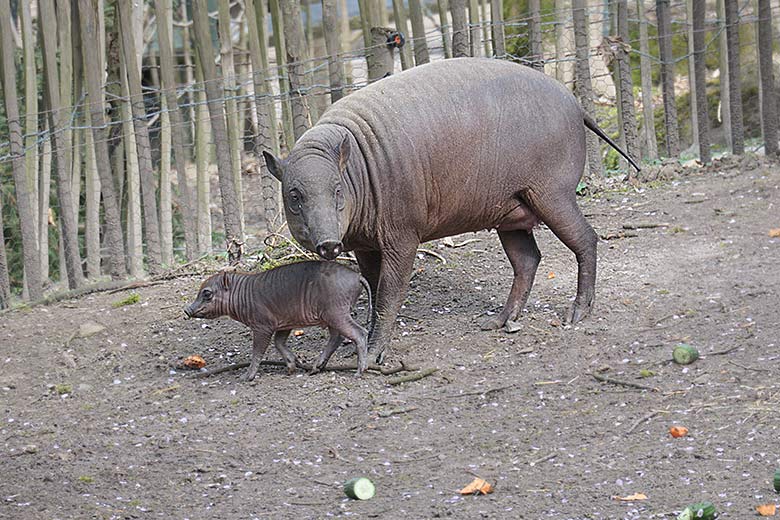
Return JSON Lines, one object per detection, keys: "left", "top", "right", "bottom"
{"left": 344, "top": 477, "right": 375, "bottom": 500}
{"left": 677, "top": 501, "right": 718, "bottom": 520}
{"left": 673, "top": 344, "right": 700, "bottom": 365}
{"left": 774, "top": 469, "right": 780, "bottom": 493}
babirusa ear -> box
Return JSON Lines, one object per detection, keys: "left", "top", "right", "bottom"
{"left": 338, "top": 134, "right": 351, "bottom": 172}
{"left": 262, "top": 150, "right": 283, "bottom": 182}
{"left": 221, "top": 271, "right": 230, "bottom": 290}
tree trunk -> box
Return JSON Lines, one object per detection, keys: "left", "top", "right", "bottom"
{"left": 0, "top": 188, "right": 10, "bottom": 308}
{"left": 57, "top": 0, "right": 75, "bottom": 225}
{"left": 408, "top": 0, "right": 430, "bottom": 65}
{"left": 180, "top": 1, "right": 197, "bottom": 143}
{"left": 247, "top": 0, "right": 281, "bottom": 232}
{"left": 84, "top": 111, "right": 101, "bottom": 279}
{"left": 38, "top": 0, "right": 84, "bottom": 289}
{"left": 692, "top": 0, "right": 710, "bottom": 163}
{"left": 451, "top": 0, "right": 469, "bottom": 57}
{"left": 78, "top": 0, "right": 127, "bottom": 279}
{"left": 438, "top": 0, "right": 453, "bottom": 59}
{"left": 281, "top": 0, "right": 313, "bottom": 140}
{"left": 490, "top": 0, "right": 505, "bottom": 57}
{"left": 573, "top": 0, "right": 603, "bottom": 178}
{"left": 637, "top": 0, "right": 658, "bottom": 160}
{"left": 120, "top": 62, "right": 145, "bottom": 278}
{"left": 252, "top": 0, "right": 281, "bottom": 155}
{"left": 656, "top": 0, "right": 680, "bottom": 156}
{"left": 357, "top": 0, "right": 372, "bottom": 48}
{"left": 686, "top": 0, "right": 699, "bottom": 150}
{"left": 159, "top": 95, "right": 174, "bottom": 267}
{"left": 724, "top": 0, "right": 744, "bottom": 154}
{"left": 468, "top": 0, "right": 481, "bottom": 57}
{"left": 269, "top": 0, "right": 296, "bottom": 152}
{"left": 392, "top": 0, "right": 414, "bottom": 69}
{"left": 0, "top": 0, "right": 43, "bottom": 299}
{"left": 192, "top": 0, "right": 244, "bottom": 263}
{"left": 480, "top": 0, "right": 491, "bottom": 56}
{"left": 38, "top": 120, "right": 52, "bottom": 283}
{"left": 616, "top": 0, "right": 639, "bottom": 176}
{"left": 322, "top": 0, "right": 347, "bottom": 100}
{"left": 717, "top": 0, "right": 732, "bottom": 151}
{"left": 217, "top": 0, "right": 245, "bottom": 233}
{"left": 757, "top": 0, "right": 778, "bottom": 155}
{"left": 117, "top": 0, "right": 163, "bottom": 275}
{"left": 528, "top": 0, "right": 543, "bottom": 69}
{"left": 19, "top": 0, "right": 39, "bottom": 256}
{"left": 554, "top": 0, "right": 571, "bottom": 82}
{"left": 155, "top": 0, "right": 197, "bottom": 261}
{"left": 194, "top": 50, "right": 213, "bottom": 255}
{"left": 367, "top": 27, "right": 398, "bottom": 80}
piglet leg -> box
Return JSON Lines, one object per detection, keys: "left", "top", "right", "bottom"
{"left": 311, "top": 328, "right": 344, "bottom": 375}
{"left": 245, "top": 328, "right": 273, "bottom": 381}
{"left": 273, "top": 330, "right": 302, "bottom": 374}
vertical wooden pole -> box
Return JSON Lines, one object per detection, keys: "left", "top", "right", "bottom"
{"left": 686, "top": 0, "right": 699, "bottom": 151}
{"left": 616, "top": 0, "right": 639, "bottom": 174}
{"left": 573, "top": 0, "right": 604, "bottom": 178}
{"left": 392, "top": 0, "right": 414, "bottom": 68}
{"left": 637, "top": 0, "right": 658, "bottom": 160}
{"left": 656, "top": 0, "right": 680, "bottom": 156}
{"left": 692, "top": 0, "right": 711, "bottom": 162}
{"left": 717, "top": 0, "right": 732, "bottom": 151}
{"left": 757, "top": 0, "right": 778, "bottom": 155}
{"left": 480, "top": 0, "right": 492, "bottom": 56}
{"left": 322, "top": 0, "right": 346, "bottom": 100}
{"left": 451, "top": 0, "right": 469, "bottom": 57}
{"left": 490, "top": 0, "right": 505, "bottom": 57}
{"left": 468, "top": 0, "right": 481, "bottom": 57}
{"left": 724, "top": 0, "right": 744, "bottom": 154}
{"left": 408, "top": 0, "right": 430, "bottom": 64}
{"left": 528, "top": 0, "right": 543, "bottom": 68}
{"left": 438, "top": 0, "right": 453, "bottom": 58}
{"left": 282, "top": 0, "right": 313, "bottom": 140}
{"left": 269, "top": 0, "right": 296, "bottom": 152}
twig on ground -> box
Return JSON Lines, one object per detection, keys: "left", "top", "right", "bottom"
{"left": 446, "top": 383, "right": 516, "bottom": 399}
{"left": 528, "top": 453, "right": 556, "bottom": 466}
{"left": 325, "top": 446, "right": 352, "bottom": 463}
{"left": 707, "top": 346, "right": 740, "bottom": 356}
{"left": 727, "top": 360, "right": 770, "bottom": 373}
{"left": 416, "top": 248, "right": 447, "bottom": 264}
{"left": 194, "top": 359, "right": 415, "bottom": 378}
{"left": 626, "top": 411, "right": 660, "bottom": 434}
{"left": 622, "top": 222, "right": 670, "bottom": 230}
{"left": 387, "top": 367, "right": 438, "bottom": 385}
{"left": 600, "top": 231, "right": 639, "bottom": 240}
{"left": 377, "top": 406, "right": 418, "bottom": 418}
{"left": 590, "top": 372, "right": 658, "bottom": 392}
{"left": 107, "top": 280, "right": 165, "bottom": 294}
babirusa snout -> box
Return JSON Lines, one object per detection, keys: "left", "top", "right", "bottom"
{"left": 316, "top": 240, "right": 343, "bottom": 260}
{"left": 183, "top": 305, "right": 194, "bottom": 318}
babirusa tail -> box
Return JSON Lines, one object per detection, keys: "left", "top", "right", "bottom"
{"left": 583, "top": 113, "right": 641, "bottom": 172}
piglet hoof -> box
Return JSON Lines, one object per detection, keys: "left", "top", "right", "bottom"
{"left": 242, "top": 370, "right": 258, "bottom": 382}
{"left": 308, "top": 366, "right": 322, "bottom": 376}
{"left": 480, "top": 315, "right": 506, "bottom": 331}
{"left": 285, "top": 364, "right": 298, "bottom": 376}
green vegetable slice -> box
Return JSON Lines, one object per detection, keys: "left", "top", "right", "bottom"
{"left": 344, "top": 477, "right": 375, "bottom": 500}
{"left": 673, "top": 344, "right": 700, "bottom": 365}
{"left": 677, "top": 501, "right": 718, "bottom": 520}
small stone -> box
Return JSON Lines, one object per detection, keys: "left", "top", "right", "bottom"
{"left": 504, "top": 320, "right": 523, "bottom": 334}
{"left": 78, "top": 322, "right": 106, "bottom": 339}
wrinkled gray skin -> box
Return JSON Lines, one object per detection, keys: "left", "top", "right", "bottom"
{"left": 184, "top": 262, "right": 372, "bottom": 380}
{"left": 263, "top": 58, "right": 639, "bottom": 363}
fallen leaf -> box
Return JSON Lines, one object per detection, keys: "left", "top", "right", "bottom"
{"left": 756, "top": 504, "right": 777, "bottom": 516}
{"left": 183, "top": 355, "right": 206, "bottom": 369}
{"left": 669, "top": 426, "right": 688, "bottom": 438}
{"left": 459, "top": 477, "right": 494, "bottom": 495}
{"left": 612, "top": 493, "right": 648, "bottom": 501}
{"left": 293, "top": 329, "right": 305, "bottom": 337}
{"left": 769, "top": 229, "right": 780, "bottom": 238}
{"left": 547, "top": 272, "right": 556, "bottom": 279}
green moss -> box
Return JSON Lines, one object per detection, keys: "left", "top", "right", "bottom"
{"left": 113, "top": 293, "right": 140, "bottom": 308}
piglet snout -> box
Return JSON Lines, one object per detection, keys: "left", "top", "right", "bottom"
{"left": 183, "top": 305, "right": 194, "bottom": 319}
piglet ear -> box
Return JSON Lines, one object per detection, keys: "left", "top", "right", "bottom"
{"left": 220, "top": 271, "right": 230, "bottom": 290}
{"left": 338, "top": 134, "right": 351, "bottom": 172}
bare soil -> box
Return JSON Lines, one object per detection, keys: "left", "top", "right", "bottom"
{"left": 2, "top": 156, "right": 779, "bottom": 520}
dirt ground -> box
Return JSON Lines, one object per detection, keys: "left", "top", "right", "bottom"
{"left": 1, "top": 156, "right": 779, "bottom": 520}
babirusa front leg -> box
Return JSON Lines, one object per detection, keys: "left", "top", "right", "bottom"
{"left": 245, "top": 328, "right": 274, "bottom": 381}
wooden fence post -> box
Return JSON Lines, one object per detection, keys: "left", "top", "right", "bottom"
{"left": 573, "top": 0, "right": 603, "bottom": 178}
{"left": 656, "top": 0, "right": 680, "bottom": 157}
{"left": 490, "top": 0, "right": 505, "bottom": 57}
{"left": 408, "top": 0, "right": 430, "bottom": 65}
{"left": 468, "top": 0, "right": 481, "bottom": 57}
{"left": 529, "top": 0, "right": 543, "bottom": 69}
{"left": 392, "top": 0, "right": 414, "bottom": 68}
{"left": 757, "top": 0, "right": 778, "bottom": 155}
{"left": 692, "top": 0, "right": 711, "bottom": 162}
{"left": 322, "top": 0, "right": 346, "bottom": 101}
{"left": 616, "top": 0, "right": 639, "bottom": 174}
{"left": 281, "top": 0, "right": 312, "bottom": 140}
{"left": 367, "top": 27, "right": 402, "bottom": 80}
{"left": 716, "top": 0, "right": 732, "bottom": 151}
{"left": 724, "top": 0, "right": 744, "bottom": 154}
{"left": 636, "top": 0, "right": 658, "bottom": 160}
{"left": 438, "top": 0, "right": 453, "bottom": 58}
{"left": 451, "top": 0, "right": 469, "bottom": 57}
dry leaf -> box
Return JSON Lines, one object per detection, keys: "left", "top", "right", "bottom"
{"left": 459, "top": 477, "right": 494, "bottom": 495}
{"left": 756, "top": 504, "right": 777, "bottom": 516}
{"left": 669, "top": 426, "right": 688, "bottom": 438}
{"left": 769, "top": 229, "right": 780, "bottom": 238}
{"left": 547, "top": 272, "right": 556, "bottom": 279}
{"left": 183, "top": 355, "right": 206, "bottom": 369}
{"left": 612, "top": 493, "right": 648, "bottom": 501}
{"left": 293, "top": 329, "right": 305, "bottom": 337}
